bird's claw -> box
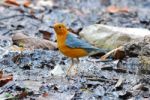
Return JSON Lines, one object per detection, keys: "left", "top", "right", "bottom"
{"left": 73, "top": 67, "right": 78, "bottom": 75}
{"left": 66, "top": 69, "right": 71, "bottom": 76}
{"left": 66, "top": 66, "right": 78, "bottom": 76}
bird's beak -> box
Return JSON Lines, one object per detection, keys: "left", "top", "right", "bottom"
{"left": 49, "top": 26, "right": 54, "bottom": 28}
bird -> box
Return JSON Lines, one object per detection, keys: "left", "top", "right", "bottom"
{"left": 53, "top": 23, "right": 106, "bottom": 75}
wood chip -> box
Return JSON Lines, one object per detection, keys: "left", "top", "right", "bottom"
{"left": 114, "top": 68, "right": 127, "bottom": 73}
{"left": 115, "top": 77, "right": 124, "bottom": 88}
{"left": 106, "top": 5, "right": 130, "bottom": 13}
{"left": 12, "top": 33, "right": 57, "bottom": 51}
{"left": 132, "top": 83, "right": 144, "bottom": 90}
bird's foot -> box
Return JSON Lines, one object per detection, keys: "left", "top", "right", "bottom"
{"left": 73, "top": 67, "right": 78, "bottom": 75}
{"left": 65, "top": 68, "right": 78, "bottom": 78}
{"left": 66, "top": 69, "right": 71, "bottom": 76}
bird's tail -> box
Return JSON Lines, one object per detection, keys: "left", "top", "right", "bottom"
{"left": 88, "top": 48, "right": 107, "bottom": 56}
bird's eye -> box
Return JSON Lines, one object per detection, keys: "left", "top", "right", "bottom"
{"left": 59, "top": 26, "right": 61, "bottom": 28}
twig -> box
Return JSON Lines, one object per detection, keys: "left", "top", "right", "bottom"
{"left": 2, "top": 30, "right": 12, "bottom": 35}
{"left": 84, "top": 75, "right": 116, "bottom": 83}
{"left": 86, "top": 77, "right": 116, "bottom": 83}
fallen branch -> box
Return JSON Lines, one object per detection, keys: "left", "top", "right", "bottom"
{"left": 86, "top": 77, "right": 116, "bottom": 83}
{"left": 84, "top": 75, "right": 117, "bottom": 83}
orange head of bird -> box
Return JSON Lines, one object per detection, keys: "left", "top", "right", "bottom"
{"left": 53, "top": 23, "right": 68, "bottom": 35}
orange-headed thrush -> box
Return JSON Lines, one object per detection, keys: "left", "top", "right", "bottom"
{"left": 53, "top": 23, "right": 106, "bottom": 75}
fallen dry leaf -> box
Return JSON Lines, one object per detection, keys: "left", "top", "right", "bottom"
{"left": 0, "top": 73, "right": 13, "bottom": 87}
{"left": 5, "top": 0, "right": 30, "bottom": 7}
{"left": 17, "top": 91, "right": 28, "bottom": 99}
{"left": 106, "top": 5, "right": 129, "bottom": 13}
{"left": 12, "top": 33, "right": 57, "bottom": 50}
{"left": 5, "top": 0, "right": 19, "bottom": 6}
{"left": 113, "top": 49, "right": 125, "bottom": 60}
{"left": 23, "top": 0, "right": 30, "bottom": 7}
{"left": 39, "top": 30, "right": 52, "bottom": 40}
{"left": 42, "top": 92, "right": 49, "bottom": 97}
{"left": 0, "top": 70, "right": 3, "bottom": 78}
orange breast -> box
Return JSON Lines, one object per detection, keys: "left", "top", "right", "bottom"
{"left": 57, "top": 34, "right": 88, "bottom": 58}
{"left": 60, "top": 46, "right": 88, "bottom": 58}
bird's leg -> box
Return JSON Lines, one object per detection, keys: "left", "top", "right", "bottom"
{"left": 73, "top": 58, "right": 79, "bottom": 75}
{"left": 66, "top": 58, "right": 74, "bottom": 75}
